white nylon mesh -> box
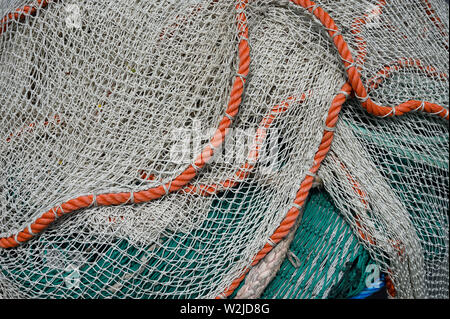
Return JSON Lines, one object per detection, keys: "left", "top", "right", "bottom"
{"left": 312, "top": 0, "right": 449, "bottom": 299}
{"left": 317, "top": 0, "right": 449, "bottom": 107}
{"left": 319, "top": 102, "right": 449, "bottom": 298}
{"left": 0, "top": 0, "right": 448, "bottom": 299}
{"left": 0, "top": 0, "right": 346, "bottom": 298}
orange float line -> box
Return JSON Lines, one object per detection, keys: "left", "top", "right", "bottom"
{"left": 181, "top": 94, "right": 308, "bottom": 196}
{"left": 216, "top": 82, "right": 353, "bottom": 299}
{"left": 348, "top": 2, "right": 446, "bottom": 278}
{"left": 110, "top": 95, "right": 307, "bottom": 227}
{"left": 0, "top": 0, "right": 49, "bottom": 34}
{"left": 181, "top": 58, "right": 447, "bottom": 200}
{"left": 219, "top": 0, "right": 449, "bottom": 298}
{"left": 1, "top": 0, "right": 446, "bottom": 299}
{"left": 0, "top": 0, "right": 250, "bottom": 249}
{"left": 290, "top": 0, "right": 449, "bottom": 120}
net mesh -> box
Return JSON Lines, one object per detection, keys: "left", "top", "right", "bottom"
{"left": 319, "top": 101, "right": 449, "bottom": 298}
{"left": 261, "top": 188, "right": 377, "bottom": 299}
{"left": 0, "top": 0, "right": 448, "bottom": 299}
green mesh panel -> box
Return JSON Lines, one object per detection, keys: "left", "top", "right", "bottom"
{"left": 0, "top": 182, "right": 270, "bottom": 298}
{"left": 261, "top": 189, "right": 376, "bottom": 299}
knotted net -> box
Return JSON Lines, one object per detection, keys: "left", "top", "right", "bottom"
{"left": 0, "top": 0, "right": 448, "bottom": 299}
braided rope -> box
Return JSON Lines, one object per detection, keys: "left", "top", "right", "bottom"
{"left": 218, "top": 0, "right": 448, "bottom": 298}
{"left": 217, "top": 82, "right": 352, "bottom": 298}
{"left": 0, "top": 0, "right": 447, "bottom": 300}
{"left": 181, "top": 94, "right": 308, "bottom": 196}
{"left": 292, "top": 0, "right": 449, "bottom": 120}
{"left": 0, "top": 0, "right": 49, "bottom": 33}
{"left": 0, "top": 0, "right": 250, "bottom": 248}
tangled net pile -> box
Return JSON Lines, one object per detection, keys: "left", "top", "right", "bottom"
{"left": 0, "top": 0, "right": 448, "bottom": 299}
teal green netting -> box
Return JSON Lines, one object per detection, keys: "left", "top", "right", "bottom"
{"left": 340, "top": 106, "right": 449, "bottom": 296}
{"left": 261, "top": 189, "right": 376, "bottom": 299}
{"left": 0, "top": 183, "right": 271, "bottom": 298}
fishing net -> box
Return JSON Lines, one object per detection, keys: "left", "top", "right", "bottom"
{"left": 0, "top": 0, "right": 448, "bottom": 299}
{"left": 319, "top": 100, "right": 449, "bottom": 299}
{"left": 261, "top": 188, "right": 378, "bottom": 300}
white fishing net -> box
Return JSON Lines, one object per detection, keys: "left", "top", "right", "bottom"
{"left": 313, "top": 0, "right": 449, "bottom": 299}
{"left": 319, "top": 104, "right": 449, "bottom": 299}
{"left": 0, "top": 0, "right": 448, "bottom": 299}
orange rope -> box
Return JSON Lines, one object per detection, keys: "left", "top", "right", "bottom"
{"left": 0, "top": 0, "right": 48, "bottom": 34}
{"left": 216, "top": 82, "right": 353, "bottom": 299}
{"left": 292, "top": 0, "right": 449, "bottom": 120}
{"left": 0, "top": 0, "right": 250, "bottom": 249}
{"left": 218, "top": 0, "right": 448, "bottom": 298}
{"left": 0, "top": 0, "right": 448, "bottom": 300}
{"left": 181, "top": 94, "right": 308, "bottom": 196}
